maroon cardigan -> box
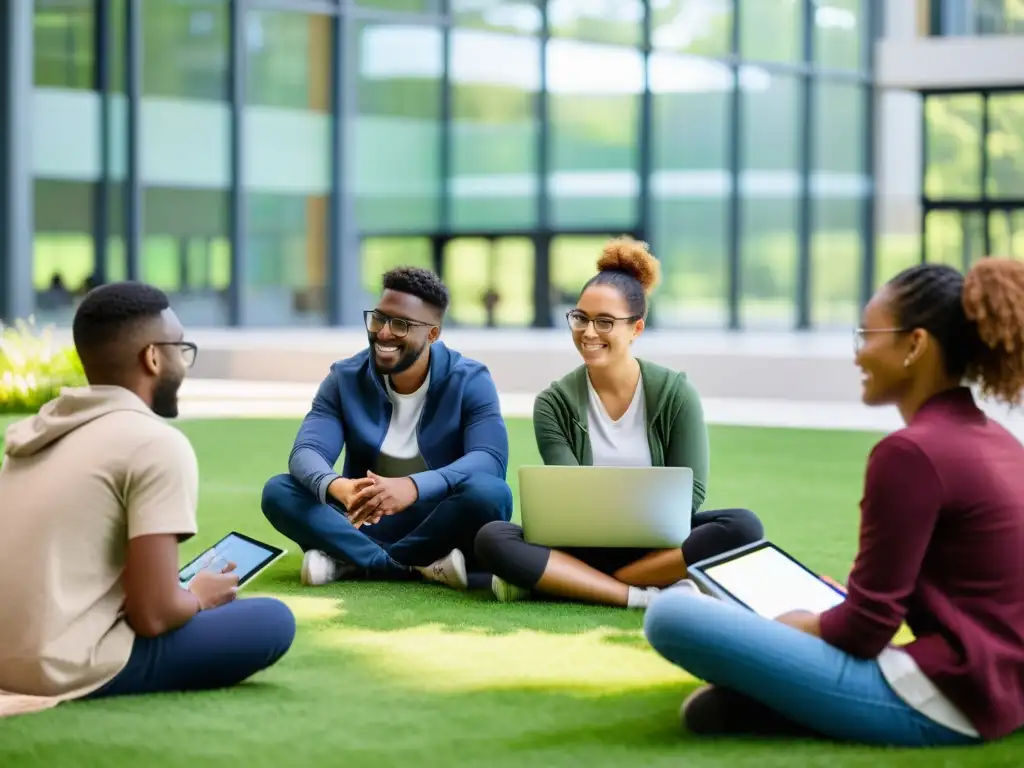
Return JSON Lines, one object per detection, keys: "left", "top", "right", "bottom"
{"left": 819, "top": 388, "right": 1024, "bottom": 741}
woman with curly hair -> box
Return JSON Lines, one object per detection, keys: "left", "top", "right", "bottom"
{"left": 644, "top": 258, "right": 1024, "bottom": 746}
{"left": 473, "top": 237, "right": 764, "bottom": 609}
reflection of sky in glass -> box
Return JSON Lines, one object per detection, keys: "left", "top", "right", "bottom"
{"left": 360, "top": 23, "right": 768, "bottom": 95}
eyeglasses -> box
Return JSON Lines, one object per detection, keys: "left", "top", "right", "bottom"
{"left": 566, "top": 310, "right": 640, "bottom": 334}
{"left": 364, "top": 310, "right": 435, "bottom": 339}
{"left": 853, "top": 327, "right": 908, "bottom": 354}
{"left": 152, "top": 341, "right": 198, "bottom": 368}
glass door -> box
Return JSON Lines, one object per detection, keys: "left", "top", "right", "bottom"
{"left": 441, "top": 236, "right": 535, "bottom": 327}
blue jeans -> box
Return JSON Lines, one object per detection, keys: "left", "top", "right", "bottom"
{"left": 86, "top": 597, "right": 295, "bottom": 699}
{"left": 643, "top": 589, "right": 981, "bottom": 747}
{"left": 261, "top": 473, "right": 513, "bottom": 574}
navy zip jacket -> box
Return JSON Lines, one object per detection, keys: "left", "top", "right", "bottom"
{"left": 287, "top": 341, "right": 509, "bottom": 506}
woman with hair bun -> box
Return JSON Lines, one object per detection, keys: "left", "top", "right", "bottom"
{"left": 644, "top": 258, "right": 1024, "bottom": 746}
{"left": 474, "top": 236, "right": 764, "bottom": 608}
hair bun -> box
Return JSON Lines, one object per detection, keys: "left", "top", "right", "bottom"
{"left": 596, "top": 236, "right": 661, "bottom": 294}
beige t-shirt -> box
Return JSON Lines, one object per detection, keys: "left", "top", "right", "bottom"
{"left": 0, "top": 386, "right": 198, "bottom": 701}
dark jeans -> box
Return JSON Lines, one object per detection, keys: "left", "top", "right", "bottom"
{"left": 261, "top": 473, "right": 514, "bottom": 574}
{"left": 474, "top": 508, "right": 764, "bottom": 588}
{"left": 86, "top": 597, "right": 295, "bottom": 699}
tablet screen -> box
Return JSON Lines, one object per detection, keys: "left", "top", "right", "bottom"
{"left": 702, "top": 543, "right": 845, "bottom": 619}
{"left": 179, "top": 532, "right": 283, "bottom": 588}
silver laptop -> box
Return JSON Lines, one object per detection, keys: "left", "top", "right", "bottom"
{"left": 518, "top": 466, "right": 694, "bottom": 549}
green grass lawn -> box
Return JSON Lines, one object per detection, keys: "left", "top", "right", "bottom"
{"left": 1, "top": 417, "right": 1021, "bottom": 767}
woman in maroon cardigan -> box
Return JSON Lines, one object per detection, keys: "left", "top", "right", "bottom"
{"left": 644, "top": 257, "right": 1024, "bottom": 746}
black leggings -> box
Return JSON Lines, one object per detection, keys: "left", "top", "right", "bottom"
{"left": 473, "top": 508, "right": 764, "bottom": 589}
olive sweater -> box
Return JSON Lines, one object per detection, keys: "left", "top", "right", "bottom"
{"left": 531, "top": 359, "right": 710, "bottom": 513}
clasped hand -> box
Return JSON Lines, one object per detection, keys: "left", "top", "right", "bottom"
{"left": 331, "top": 472, "right": 418, "bottom": 527}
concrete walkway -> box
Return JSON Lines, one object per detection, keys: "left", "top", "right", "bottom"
{"left": 177, "top": 378, "right": 1024, "bottom": 439}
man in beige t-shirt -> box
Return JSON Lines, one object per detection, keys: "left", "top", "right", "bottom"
{"left": 0, "top": 281, "right": 294, "bottom": 716}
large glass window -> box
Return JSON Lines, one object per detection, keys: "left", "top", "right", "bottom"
{"left": 360, "top": 237, "right": 433, "bottom": 295}
{"left": 740, "top": 0, "right": 802, "bottom": 62}
{"left": 924, "top": 93, "right": 983, "bottom": 200}
{"left": 813, "top": 0, "right": 863, "bottom": 71}
{"left": 650, "top": 52, "right": 731, "bottom": 327}
{"left": 812, "top": 81, "right": 866, "bottom": 326}
{"left": 651, "top": 0, "right": 733, "bottom": 57}
{"left": 32, "top": 0, "right": 96, "bottom": 324}
{"left": 925, "top": 209, "right": 986, "bottom": 268}
{"left": 33, "top": 0, "right": 93, "bottom": 89}
{"left": 550, "top": 234, "right": 614, "bottom": 320}
{"left": 353, "top": 20, "right": 442, "bottom": 233}
{"left": 143, "top": 0, "right": 227, "bottom": 100}
{"left": 355, "top": 0, "right": 440, "bottom": 12}
{"left": 740, "top": 71, "right": 800, "bottom": 327}
{"left": 140, "top": 0, "right": 230, "bottom": 326}
{"left": 933, "top": 0, "right": 1024, "bottom": 35}
{"left": 546, "top": 39, "right": 642, "bottom": 230}
{"left": 452, "top": 0, "right": 542, "bottom": 34}
{"left": 989, "top": 209, "right": 1024, "bottom": 259}
{"left": 442, "top": 237, "right": 535, "bottom": 326}
{"left": 449, "top": 29, "right": 539, "bottom": 230}
{"left": 986, "top": 93, "right": 1024, "bottom": 200}
{"left": 548, "top": 0, "right": 643, "bottom": 46}
{"left": 244, "top": 11, "right": 331, "bottom": 326}
{"left": 922, "top": 91, "right": 1024, "bottom": 268}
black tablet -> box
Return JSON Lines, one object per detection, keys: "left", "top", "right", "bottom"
{"left": 687, "top": 539, "right": 846, "bottom": 619}
{"left": 178, "top": 531, "right": 286, "bottom": 590}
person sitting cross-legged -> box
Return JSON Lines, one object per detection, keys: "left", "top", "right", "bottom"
{"left": 644, "top": 258, "right": 1024, "bottom": 747}
{"left": 0, "top": 282, "right": 295, "bottom": 715}
{"left": 261, "top": 266, "right": 514, "bottom": 590}
{"left": 473, "top": 237, "right": 764, "bottom": 610}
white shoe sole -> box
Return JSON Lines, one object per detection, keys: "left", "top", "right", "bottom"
{"left": 445, "top": 548, "right": 469, "bottom": 590}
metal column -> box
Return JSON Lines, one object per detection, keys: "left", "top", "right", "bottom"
{"left": 0, "top": 0, "right": 34, "bottom": 324}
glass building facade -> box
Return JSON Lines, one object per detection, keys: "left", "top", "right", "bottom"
{"left": 3, "top": 0, "right": 877, "bottom": 330}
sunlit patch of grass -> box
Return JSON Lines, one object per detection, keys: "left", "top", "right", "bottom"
{"left": 246, "top": 593, "right": 348, "bottom": 625}
{"left": 320, "top": 624, "right": 690, "bottom": 694}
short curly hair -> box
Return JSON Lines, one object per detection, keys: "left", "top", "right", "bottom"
{"left": 72, "top": 281, "right": 170, "bottom": 350}
{"left": 888, "top": 258, "right": 1024, "bottom": 406}
{"left": 381, "top": 266, "right": 450, "bottom": 315}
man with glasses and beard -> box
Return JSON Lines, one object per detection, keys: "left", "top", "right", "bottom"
{"left": 0, "top": 282, "right": 295, "bottom": 715}
{"left": 261, "top": 267, "right": 513, "bottom": 590}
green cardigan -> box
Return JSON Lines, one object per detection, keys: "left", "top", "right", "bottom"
{"left": 532, "top": 359, "right": 709, "bottom": 513}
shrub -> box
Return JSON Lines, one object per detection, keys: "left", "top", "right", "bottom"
{"left": 0, "top": 318, "right": 86, "bottom": 415}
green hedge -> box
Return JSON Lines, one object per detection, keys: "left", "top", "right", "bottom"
{"left": 0, "top": 319, "right": 86, "bottom": 415}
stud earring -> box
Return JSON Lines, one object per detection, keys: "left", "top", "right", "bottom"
{"left": 903, "top": 358, "right": 911, "bottom": 368}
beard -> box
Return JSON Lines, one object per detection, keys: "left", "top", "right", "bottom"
{"left": 152, "top": 372, "right": 184, "bottom": 418}
{"left": 369, "top": 333, "right": 427, "bottom": 376}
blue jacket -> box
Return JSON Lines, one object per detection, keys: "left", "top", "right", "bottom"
{"left": 287, "top": 341, "right": 509, "bottom": 505}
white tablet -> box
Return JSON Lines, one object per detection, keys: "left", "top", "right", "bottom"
{"left": 178, "top": 531, "right": 286, "bottom": 590}
{"left": 686, "top": 539, "right": 846, "bottom": 619}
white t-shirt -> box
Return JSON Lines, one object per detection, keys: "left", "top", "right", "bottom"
{"left": 587, "top": 373, "right": 652, "bottom": 467}
{"left": 376, "top": 372, "right": 430, "bottom": 477}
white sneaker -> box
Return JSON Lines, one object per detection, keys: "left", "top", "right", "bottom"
{"left": 491, "top": 575, "right": 530, "bottom": 603}
{"left": 417, "top": 549, "right": 468, "bottom": 590}
{"left": 301, "top": 550, "right": 343, "bottom": 586}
